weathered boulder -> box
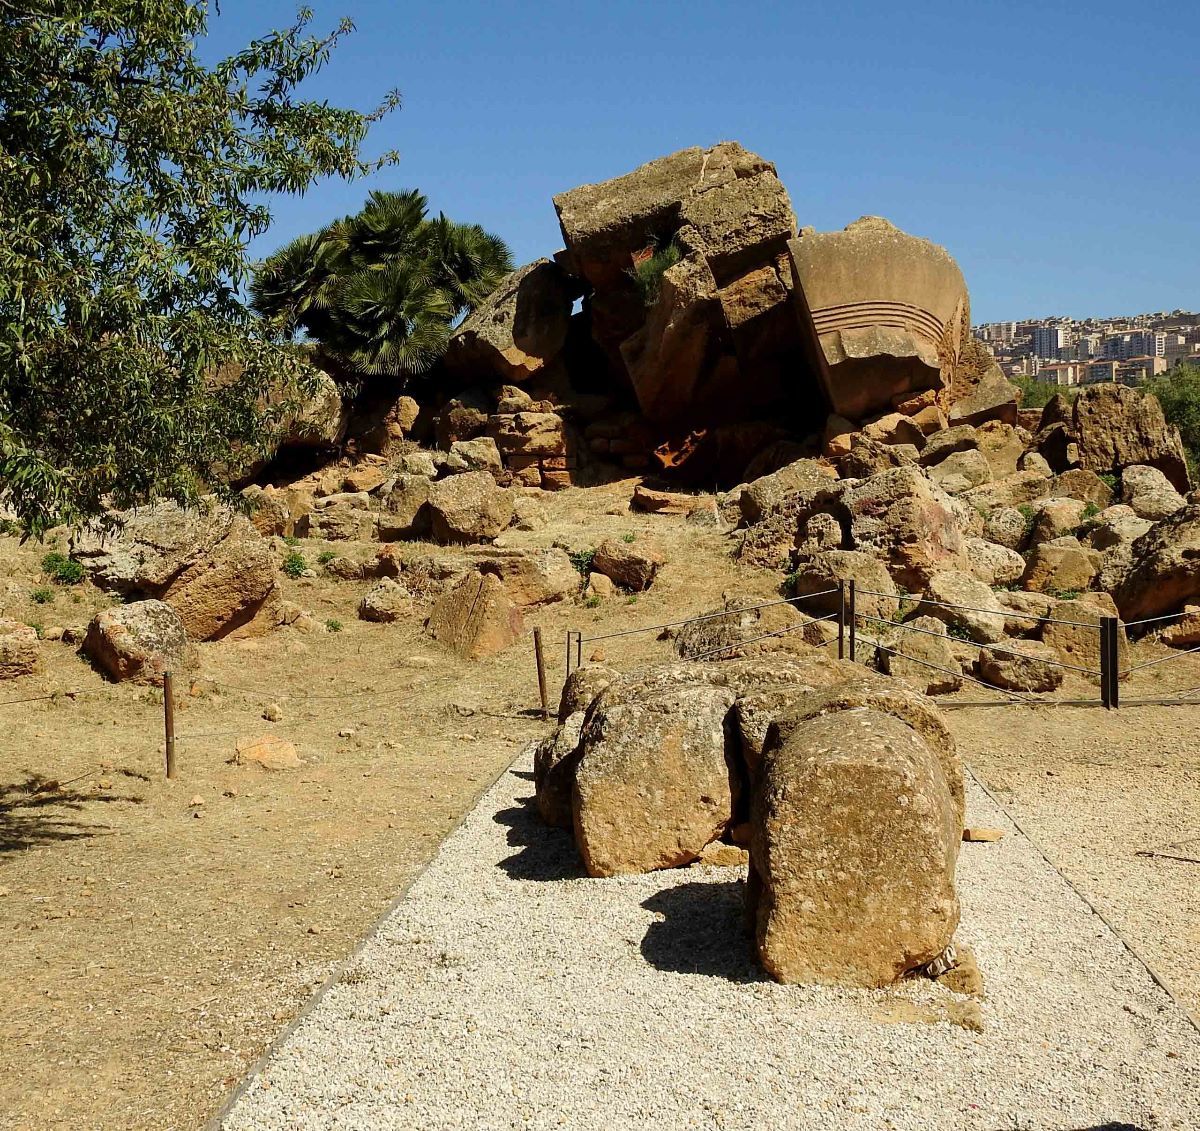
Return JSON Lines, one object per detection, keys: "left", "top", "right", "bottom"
{"left": 1021, "top": 536, "right": 1099, "bottom": 595}
{"left": 433, "top": 390, "right": 490, "bottom": 450}
{"left": 376, "top": 475, "right": 433, "bottom": 541}
{"left": 751, "top": 708, "right": 960, "bottom": 987}
{"left": 1161, "top": 606, "right": 1200, "bottom": 648}
{"left": 449, "top": 436, "right": 503, "bottom": 475}
{"left": 862, "top": 412, "right": 926, "bottom": 449}
{"left": 963, "top": 537, "right": 1025, "bottom": 588}
{"left": 839, "top": 434, "right": 917, "bottom": 479}
{"left": 1072, "top": 383, "right": 1189, "bottom": 492}
{"left": 959, "top": 469, "right": 1052, "bottom": 512}
{"left": 796, "top": 511, "right": 844, "bottom": 555}
{"left": 789, "top": 549, "right": 898, "bottom": 621}
{"left": 1115, "top": 505, "right": 1200, "bottom": 620}
{"left": 443, "top": 259, "right": 574, "bottom": 384}
{"left": 1028, "top": 498, "right": 1087, "bottom": 546}
{"left": 984, "top": 506, "right": 1030, "bottom": 551}
{"left": 74, "top": 502, "right": 277, "bottom": 642}
{"left": 996, "top": 590, "right": 1056, "bottom": 637}
{"left": 788, "top": 217, "right": 970, "bottom": 421}
{"left": 737, "top": 459, "right": 833, "bottom": 526}
{"left": 557, "top": 663, "right": 619, "bottom": 722}
{"left": 1051, "top": 469, "right": 1114, "bottom": 509}
{"left": 357, "top": 577, "right": 412, "bottom": 623}
{"left": 591, "top": 537, "right": 664, "bottom": 591}
{"left": 978, "top": 639, "right": 1063, "bottom": 692}
{"left": 427, "top": 472, "right": 514, "bottom": 544}
{"left": 572, "top": 684, "right": 738, "bottom": 876}
{"left": 975, "top": 421, "right": 1025, "bottom": 479}
{"left": 463, "top": 546, "right": 577, "bottom": 609}
{"left": 82, "top": 600, "right": 190, "bottom": 684}
{"left": 1121, "top": 464, "right": 1186, "bottom": 521}
{"left": 0, "top": 618, "right": 40, "bottom": 680}
{"left": 926, "top": 447, "right": 992, "bottom": 495}
{"left": 913, "top": 570, "right": 1007, "bottom": 644}
{"left": 1042, "top": 596, "right": 1127, "bottom": 680}
{"left": 947, "top": 369, "right": 1020, "bottom": 427}
{"left": 299, "top": 492, "right": 377, "bottom": 541}
{"left": 267, "top": 367, "right": 347, "bottom": 451}
{"left": 843, "top": 466, "right": 966, "bottom": 589}
{"left": 674, "top": 595, "right": 814, "bottom": 661}
{"left": 425, "top": 571, "right": 523, "bottom": 659}
{"left": 533, "top": 713, "right": 585, "bottom": 829}
{"left": 241, "top": 485, "right": 291, "bottom": 538}
{"left": 881, "top": 615, "right": 962, "bottom": 696}
{"left": 234, "top": 734, "right": 301, "bottom": 771}
{"left": 919, "top": 425, "right": 979, "bottom": 467}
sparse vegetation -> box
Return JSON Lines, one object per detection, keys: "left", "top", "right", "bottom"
{"left": 1013, "top": 375, "right": 1076, "bottom": 411}
{"left": 1017, "top": 503, "right": 1038, "bottom": 540}
{"left": 325, "top": 618, "right": 343, "bottom": 633}
{"left": 318, "top": 550, "right": 338, "bottom": 565}
{"left": 583, "top": 595, "right": 602, "bottom": 609}
{"left": 281, "top": 552, "right": 308, "bottom": 579}
{"left": 1080, "top": 501, "right": 1102, "bottom": 523}
{"left": 31, "top": 586, "right": 54, "bottom": 605}
{"left": 621, "top": 532, "right": 637, "bottom": 543}
{"left": 1097, "top": 471, "right": 1119, "bottom": 493}
{"left": 41, "top": 552, "right": 84, "bottom": 586}
{"left": 630, "top": 238, "right": 682, "bottom": 307}
{"left": 569, "top": 548, "right": 597, "bottom": 576}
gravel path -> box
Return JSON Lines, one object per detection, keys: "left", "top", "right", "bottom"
{"left": 221, "top": 749, "right": 1200, "bottom": 1131}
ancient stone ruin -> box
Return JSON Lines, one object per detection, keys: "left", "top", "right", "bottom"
{"left": 534, "top": 658, "right": 964, "bottom": 989}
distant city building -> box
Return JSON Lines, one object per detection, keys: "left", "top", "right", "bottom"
{"left": 1085, "top": 359, "right": 1120, "bottom": 383}
{"left": 1032, "top": 325, "right": 1072, "bottom": 359}
{"left": 1037, "top": 361, "right": 1087, "bottom": 386}
{"left": 1116, "top": 355, "right": 1167, "bottom": 385}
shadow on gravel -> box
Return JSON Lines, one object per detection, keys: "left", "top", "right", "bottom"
{"left": 640, "top": 880, "right": 764, "bottom": 982}
{"left": 494, "top": 795, "right": 585, "bottom": 882}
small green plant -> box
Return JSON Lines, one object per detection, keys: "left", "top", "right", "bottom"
{"left": 626, "top": 594, "right": 639, "bottom": 606}
{"left": 31, "top": 586, "right": 54, "bottom": 605}
{"left": 583, "top": 595, "right": 602, "bottom": 609}
{"left": 1017, "top": 503, "right": 1037, "bottom": 540}
{"left": 30, "top": 623, "right": 44, "bottom": 639}
{"left": 621, "top": 532, "right": 637, "bottom": 544}
{"left": 1080, "top": 501, "right": 1102, "bottom": 522}
{"left": 283, "top": 534, "right": 301, "bottom": 547}
{"left": 317, "top": 549, "right": 338, "bottom": 565}
{"left": 945, "top": 623, "right": 974, "bottom": 642}
{"left": 1097, "top": 471, "right": 1119, "bottom": 493}
{"left": 1050, "top": 588, "right": 1082, "bottom": 601}
{"left": 630, "top": 238, "right": 682, "bottom": 307}
{"left": 0, "top": 519, "right": 20, "bottom": 537}
{"left": 569, "top": 548, "right": 597, "bottom": 576}
{"left": 897, "top": 596, "right": 917, "bottom": 619}
{"left": 325, "top": 618, "right": 343, "bottom": 633}
{"left": 281, "top": 551, "right": 307, "bottom": 579}
{"left": 41, "top": 551, "right": 84, "bottom": 585}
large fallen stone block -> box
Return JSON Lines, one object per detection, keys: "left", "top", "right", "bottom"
{"left": 572, "top": 684, "right": 737, "bottom": 876}
{"left": 425, "top": 571, "right": 523, "bottom": 660}
{"left": 427, "top": 471, "right": 514, "bottom": 544}
{"left": 751, "top": 707, "right": 960, "bottom": 988}
{"left": 788, "top": 216, "right": 970, "bottom": 422}
{"left": 591, "top": 537, "right": 664, "bottom": 591}
{"left": 463, "top": 547, "right": 577, "bottom": 609}
{"left": 74, "top": 502, "right": 277, "bottom": 641}
{"left": 1072, "top": 383, "right": 1189, "bottom": 492}
{"left": 533, "top": 712, "right": 586, "bottom": 829}
{"left": 0, "top": 618, "right": 40, "bottom": 680}
{"left": 443, "top": 259, "right": 574, "bottom": 384}
{"left": 83, "top": 600, "right": 191, "bottom": 684}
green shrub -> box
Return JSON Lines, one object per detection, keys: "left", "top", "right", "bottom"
{"left": 283, "top": 534, "right": 300, "bottom": 547}
{"left": 621, "top": 532, "right": 637, "bottom": 544}
{"left": 569, "top": 548, "right": 596, "bottom": 576}
{"left": 1147, "top": 363, "right": 1200, "bottom": 472}
{"left": 317, "top": 549, "right": 338, "bottom": 565}
{"left": 31, "top": 586, "right": 54, "bottom": 604}
{"left": 30, "top": 623, "right": 44, "bottom": 639}
{"left": 1080, "top": 501, "right": 1101, "bottom": 522}
{"left": 583, "top": 595, "right": 601, "bottom": 609}
{"left": 325, "top": 618, "right": 343, "bottom": 633}
{"left": 0, "top": 519, "right": 20, "bottom": 537}
{"left": 1017, "top": 503, "right": 1037, "bottom": 540}
{"left": 281, "top": 551, "right": 307, "bottom": 579}
{"left": 630, "top": 238, "right": 682, "bottom": 307}
{"left": 1097, "top": 471, "right": 1119, "bottom": 493}
{"left": 41, "top": 551, "right": 84, "bottom": 585}
{"left": 1013, "top": 375, "right": 1076, "bottom": 411}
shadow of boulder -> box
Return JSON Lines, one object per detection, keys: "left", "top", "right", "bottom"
{"left": 640, "top": 879, "right": 764, "bottom": 982}
{"left": 493, "top": 793, "right": 585, "bottom": 882}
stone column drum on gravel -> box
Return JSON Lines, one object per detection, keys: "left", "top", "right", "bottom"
{"left": 750, "top": 707, "right": 961, "bottom": 988}
{"left": 571, "top": 684, "right": 738, "bottom": 876}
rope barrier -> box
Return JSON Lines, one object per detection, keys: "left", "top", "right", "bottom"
{"left": 191, "top": 675, "right": 415, "bottom": 702}
{"left": 578, "top": 589, "right": 840, "bottom": 645}
{"left": 853, "top": 587, "right": 1099, "bottom": 630}
{"left": 1122, "top": 639, "right": 1200, "bottom": 676}
{"left": 1122, "top": 611, "right": 1186, "bottom": 628}
{"left": 853, "top": 613, "right": 1102, "bottom": 678}
{"left": 684, "top": 612, "right": 839, "bottom": 663}
{"left": 861, "top": 632, "right": 1039, "bottom": 706}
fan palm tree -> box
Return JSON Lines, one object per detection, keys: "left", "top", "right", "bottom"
{"left": 250, "top": 190, "right": 511, "bottom": 380}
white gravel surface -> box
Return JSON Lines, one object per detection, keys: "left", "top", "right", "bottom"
{"left": 221, "top": 749, "right": 1200, "bottom": 1131}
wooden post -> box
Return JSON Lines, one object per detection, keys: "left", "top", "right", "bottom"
{"left": 533, "top": 627, "right": 550, "bottom": 721}
{"left": 163, "top": 670, "right": 177, "bottom": 779}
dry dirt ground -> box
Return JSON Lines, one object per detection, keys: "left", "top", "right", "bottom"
{"left": 1, "top": 479, "right": 1198, "bottom": 1130}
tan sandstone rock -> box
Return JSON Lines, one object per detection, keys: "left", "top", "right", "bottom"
{"left": 0, "top": 619, "right": 40, "bottom": 681}
{"left": 591, "top": 538, "right": 664, "bottom": 591}
{"left": 83, "top": 600, "right": 191, "bottom": 685}
{"left": 751, "top": 708, "right": 960, "bottom": 988}
{"left": 426, "top": 571, "right": 524, "bottom": 660}
{"left": 427, "top": 472, "right": 514, "bottom": 544}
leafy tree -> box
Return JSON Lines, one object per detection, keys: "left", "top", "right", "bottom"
{"left": 250, "top": 188, "right": 512, "bottom": 379}
{"left": 1146, "top": 363, "right": 1200, "bottom": 471}
{"left": 0, "top": 3, "right": 398, "bottom": 536}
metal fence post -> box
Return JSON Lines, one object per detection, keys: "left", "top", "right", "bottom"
{"left": 533, "top": 627, "right": 549, "bottom": 720}
{"left": 565, "top": 631, "right": 573, "bottom": 679}
{"left": 848, "top": 579, "right": 857, "bottom": 663}
{"left": 837, "top": 579, "right": 846, "bottom": 659}
{"left": 1100, "top": 616, "right": 1116, "bottom": 709}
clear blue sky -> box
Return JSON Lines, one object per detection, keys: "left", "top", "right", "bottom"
{"left": 204, "top": 1, "right": 1197, "bottom": 324}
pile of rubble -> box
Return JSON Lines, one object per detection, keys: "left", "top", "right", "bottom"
{"left": 534, "top": 657, "right": 964, "bottom": 989}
